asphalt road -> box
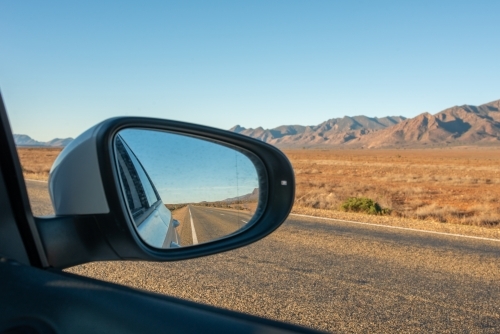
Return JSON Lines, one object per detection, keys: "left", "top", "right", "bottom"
{"left": 176, "top": 205, "right": 253, "bottom": 246}
{"left": 26, "top": 180, "right": 500, "bottom": 333}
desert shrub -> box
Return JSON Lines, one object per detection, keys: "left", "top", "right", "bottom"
{"left": 459, "top": 206, "right": 500, "bottom": 227}
{"left": 340, "top": 197, "right": 390, "bottom": 215}
{"left": 415, "top": 204, "right": 467, "bottom": 223}
{"left": 165, "top": 204, "right": 187, "bottom": 211}
{"left": 461, "top": 215, "right": 500, "bottom": 227}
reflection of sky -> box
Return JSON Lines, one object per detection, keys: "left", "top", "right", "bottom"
{"left": 119, "top": 129, "right": 259, "bottom": 204}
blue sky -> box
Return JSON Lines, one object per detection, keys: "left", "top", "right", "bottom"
{"left": 121, "top": 129, "right": 259, "bottom": 203}
{"left": 1, "top": 1, "right": 499, "bottom": 141}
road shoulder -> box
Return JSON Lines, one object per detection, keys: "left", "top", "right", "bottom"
{"left": 292, "top": 206, "right": 500, "bottom": 240}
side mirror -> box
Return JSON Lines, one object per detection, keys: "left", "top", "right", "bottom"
{"left": 35, "top": 117, "right": 294, "bottom": 268}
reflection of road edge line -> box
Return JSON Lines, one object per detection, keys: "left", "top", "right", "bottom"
{"left": 189, "top": 207, "right": 199, "bottom": 245}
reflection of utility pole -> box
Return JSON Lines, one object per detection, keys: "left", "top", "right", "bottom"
{"left": 235, "top": 152, "right": 240, "bottom": 226}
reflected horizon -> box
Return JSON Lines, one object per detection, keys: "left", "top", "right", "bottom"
{"left": 118, "top": 129, "right": 259, "bottom": 205}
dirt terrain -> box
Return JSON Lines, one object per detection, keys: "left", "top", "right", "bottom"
{"left": 287, "top": 147, "right": 500, "bottom": 227}
{"left": 17, "top": 147, "right": 62, "bottom": 180}
{"left": 19, "top": 146, "right": 500, "bottom": 229}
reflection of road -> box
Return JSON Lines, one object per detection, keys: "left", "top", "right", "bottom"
{"left": 179, "top": 205, "right": 254, "bottom": 246}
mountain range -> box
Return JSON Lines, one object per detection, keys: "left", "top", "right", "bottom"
{"left": 230, "top": 99, "right": 500, "bottom": 148}
{"left": 14, "top": 99, "right": 500, "bottom": 149}
{"left": 14, "top": 134, "right": 73, "bottom": 147}
{"left": 223, "top": 188, "right": 259, "bottom": 203}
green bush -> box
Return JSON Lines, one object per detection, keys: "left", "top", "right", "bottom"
{"left": 340, "top": 197, "right": 390, "bottom": 215}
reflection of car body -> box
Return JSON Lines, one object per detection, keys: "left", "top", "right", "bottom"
{"left": 115, "top": 135, "right": 180, "bottom": 248}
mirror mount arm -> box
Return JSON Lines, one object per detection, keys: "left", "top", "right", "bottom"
{"left": 35, "top": 215, "right": 120, "bottom": 269}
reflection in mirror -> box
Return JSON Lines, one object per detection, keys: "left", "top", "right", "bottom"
{"left": 114, "top": 129, "right": 261, "bottom": 249}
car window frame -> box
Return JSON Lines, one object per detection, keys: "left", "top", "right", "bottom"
{"left": 115, "top": 135, "right": 163, "bottom": 227}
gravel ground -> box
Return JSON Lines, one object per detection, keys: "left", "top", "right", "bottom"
{"left": 26, "top": 180, "right": 500, "bottom": 333}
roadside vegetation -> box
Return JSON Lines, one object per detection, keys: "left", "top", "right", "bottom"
{"left": 180, "top": 200, "right": 258, "bottom": 214}
{"left": 340, "top": 197, "right": 390, "bottom": 215}
{"left": 165, "top": 204, "right": 187, "bottom": 211}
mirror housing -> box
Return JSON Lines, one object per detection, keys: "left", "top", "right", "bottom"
{"left": 35, "top": 117, "right": 295, "bottom": 269}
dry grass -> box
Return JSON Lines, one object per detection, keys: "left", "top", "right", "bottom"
{"left": 17, "top": 147, "right": 62, "bottom": 180}
{"left": 285, "top": 147, "right": 500, "bottom": 228}
{"left": 18, "top": 146, "right": 500, "bottom": 229}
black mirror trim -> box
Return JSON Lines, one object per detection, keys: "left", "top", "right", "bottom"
{"left": 98, "top": 117, "right": 295, "bottom": 261}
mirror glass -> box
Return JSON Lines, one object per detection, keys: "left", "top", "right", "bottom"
{"left": 113, "top": 129, "right": 262, "bottom": 249}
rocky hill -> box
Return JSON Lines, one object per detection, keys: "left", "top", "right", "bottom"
{"left": 223, "top": 188, "right": 259, "bottom": 203}
{"left": 14, "top": 134, "right": 73, "bottom": 147}
{"left": 230, "top": 116, "right": 406, "bottom": 147}
{"left": 231, "top": 100, "right": 500, "bottom": 148}
{"left": 350, "top": 100, "right": 500, "bottom": 148}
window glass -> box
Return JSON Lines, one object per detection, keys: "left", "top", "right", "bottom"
{"left": 123, "top": 144, "right": 159, "bottom": 207}
{"left": 116, "top": 136, "right": 159, "bottom": 208}
{"left": 115, "top": 137, "right": 150, "bottom": 219}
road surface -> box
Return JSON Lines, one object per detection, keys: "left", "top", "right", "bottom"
{"left": 26, "top": 180, "right": 500, "bottom": 333}
{"left": 175, "top": 205, "right": 253, "bottom": 246}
